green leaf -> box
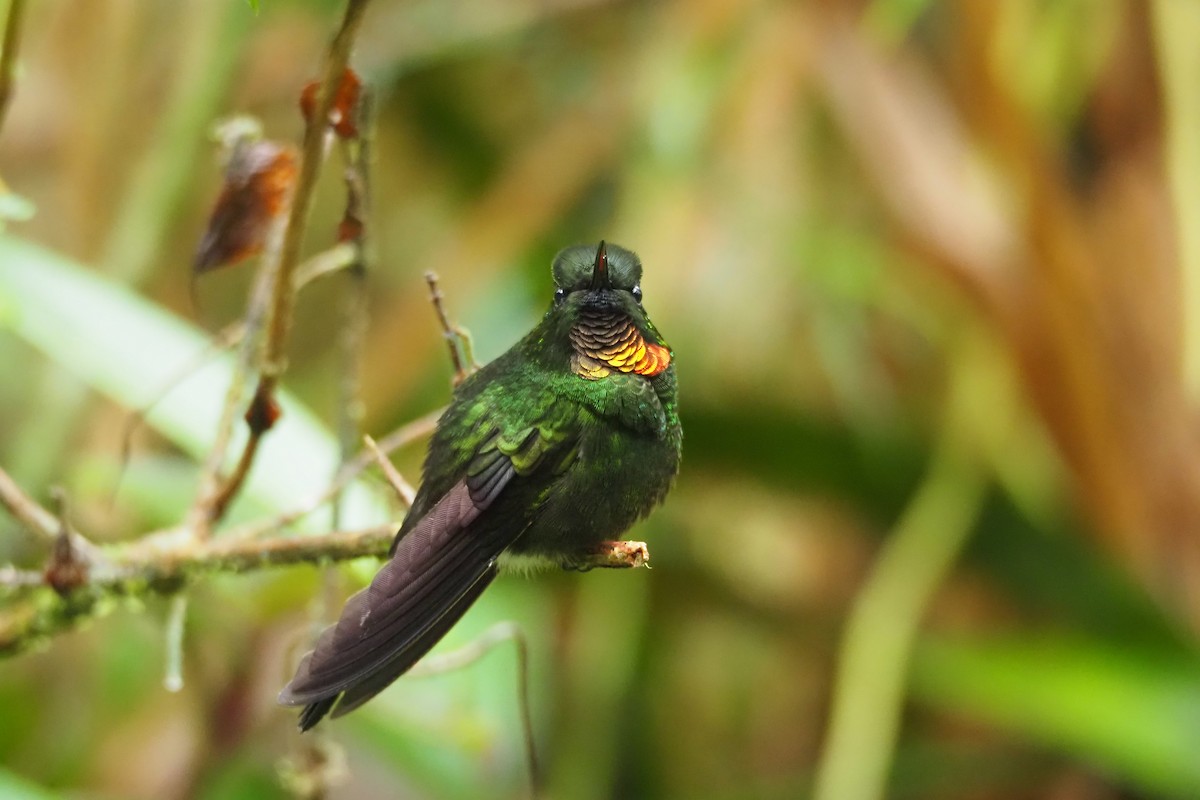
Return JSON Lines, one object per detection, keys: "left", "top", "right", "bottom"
{"left": 911, "top": 634, "right": 1200, "bottom": 798}
{"left": 0, "top": 233, "right": 386, "bottom": 528}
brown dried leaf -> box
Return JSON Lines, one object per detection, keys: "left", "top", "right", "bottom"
{"left": 193, "top": 140, "right": 299, "bottom": 273}
{"left": 300, "top": 67, "right": 362, "bottom": 139}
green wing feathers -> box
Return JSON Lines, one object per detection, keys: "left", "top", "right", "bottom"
{"left": 279, "top": 382, "right": 581, "bottom": 730}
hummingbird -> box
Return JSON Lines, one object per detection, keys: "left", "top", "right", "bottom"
{"left": 279, "top": 242, "right": 681, "bottom": 730}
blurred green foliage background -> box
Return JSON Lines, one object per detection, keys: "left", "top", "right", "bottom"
{"left": 2, "top": 1, "right": 1200, "bottom": 798}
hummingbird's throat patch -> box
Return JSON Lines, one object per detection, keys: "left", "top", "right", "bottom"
{"left": 569, "top": 310, "right": 671, "bottom": 380}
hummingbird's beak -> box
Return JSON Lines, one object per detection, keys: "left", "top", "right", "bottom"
{"left": 590, "top": 241, "right": 610, "bottom": 290}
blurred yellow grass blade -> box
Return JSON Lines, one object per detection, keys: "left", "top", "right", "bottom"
{"left": 1153, "top": 0, "right": 1200, "bottom": 402}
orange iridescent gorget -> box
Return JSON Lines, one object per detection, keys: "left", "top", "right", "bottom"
{"left": 569, "top": 307, "right": 672, "bottom": 380}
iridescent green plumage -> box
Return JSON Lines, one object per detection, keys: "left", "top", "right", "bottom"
{"left": 280, "top": 242, "right": 681, "bottom": 729}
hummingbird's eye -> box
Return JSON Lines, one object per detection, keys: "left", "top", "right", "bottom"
{"left": 554, "top": 288, "right": 566, "bottom": 305}
{"left": 631, "top": 284, "right": 642, "bottom": 303}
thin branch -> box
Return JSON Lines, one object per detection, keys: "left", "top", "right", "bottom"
{"left": 0, "top": 467, "right": 103, "bottom": 563}
{"left": 0, "top": 512, "right": 650, "bottom": 660}
{"left": 0, "top": 591, "right": 100, "bottom": 659}
{"left": 119, "top": 524, "right": 394, "bottom": 578}
{"left": 260, "top": 0, "right": 371, "bottom": 383}
{"left": 0, "top": 524, "right": 395, "bottom": 658}
{"left": 202, "top": 0, "right": 373, "bottom": 528}
{"left": 0, "top": 565, "right": 42, "bottom": 591}
{"left": 204, "top": 384, "right": 279, "bottom": 521}
{"left": 0, "top": 465, "right": 58, "bottom": 543}
{"left": 363, "top": 435, "right": 415, "bottom": 509}
{"left": 189, "top": 240, "right": 280, "bottom": 535}
{"left": 424, "top": 271, "right": 476, "bottom": 384}
{"left": 332, "top": 87, "right": 374, "bottom": 530}
{"left": 0, "top": 0, "right": 28, "bottom": 133}
{"left": 291, "top": 242, "right": 358, "bottom": 290}
{"left": 359, "top": 408, "right": 442, "bottom": 470}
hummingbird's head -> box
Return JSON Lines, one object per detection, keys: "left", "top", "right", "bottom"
{"left": 552, "top": 241, "right": 642, "bottom": 305}
{"left": 547, "top": 242, "right": 671, "bottom": 380}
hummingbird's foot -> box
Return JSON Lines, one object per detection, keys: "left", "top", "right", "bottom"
{"left": 560, "top": 540, "right": 650, "bottom": 572}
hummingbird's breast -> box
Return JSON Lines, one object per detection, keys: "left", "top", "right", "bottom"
{"left": 506, "top": 365, "right": 681, "bottom": 562}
